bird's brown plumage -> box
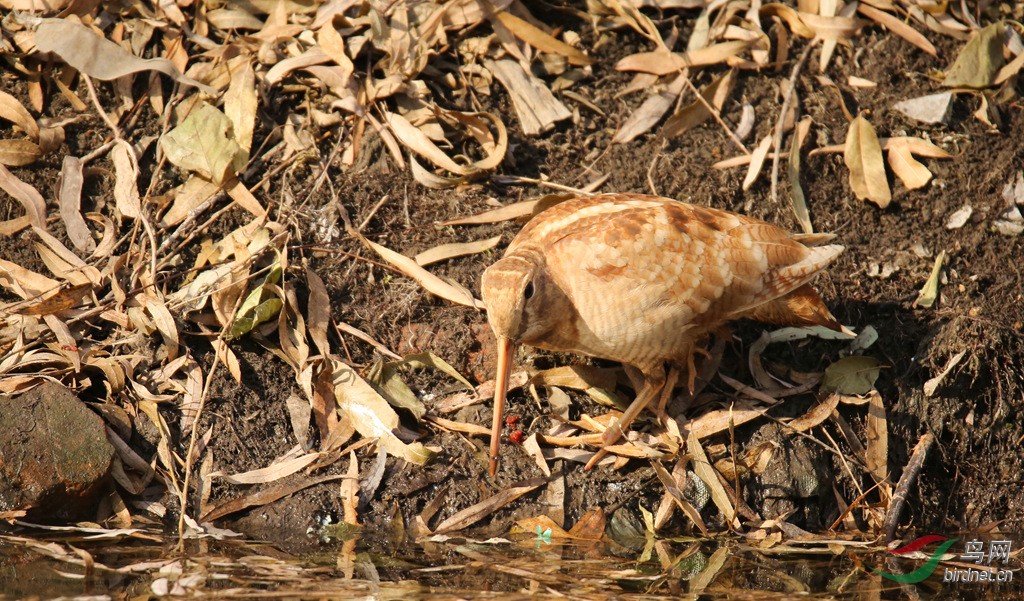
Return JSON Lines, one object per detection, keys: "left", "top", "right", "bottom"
{"left": 481, "top": 194, "right": 843, "bottom": 475}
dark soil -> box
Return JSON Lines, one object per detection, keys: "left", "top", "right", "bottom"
{"left": 3, "top": 9, "right": 1023, "bottom": 549}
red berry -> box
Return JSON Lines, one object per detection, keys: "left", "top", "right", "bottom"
{"left": 505, "top": 415, "right": 519, "bottom": 427}
{"left": 509, "top": 429, "right": 525, "bottom": 444}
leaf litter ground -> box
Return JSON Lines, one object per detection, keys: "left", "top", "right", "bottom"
{"left": 1, "top": 1, "right": 1023, "bottom": 597}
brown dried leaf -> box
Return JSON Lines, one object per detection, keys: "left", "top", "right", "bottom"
{"left": 331, "top": 359, "right": 434, "bottom": 466}
{"left": 0, "top": 164, "right": 46, "bottom": 229}
{"left": 58, "top": 156, "right": 95, "bottom": 254}
{"left": 686, "top": 430, "right": 738, "bottom": 527}
{"left": 865, "top": 391, "right": 888, "bottom": 486}
{"left": 361, "top": 238, "right": 484, "bottom": 309}
{"left": 662, "top": 70, "right": 735, "bottom": 139}
{"left": 789, "top": 116, "right": 814, "bottom": 234}
{"left": 742, "top": 135, "right": 773, "bottom": 191}
{"left": 612, "top": 75, "right": 685, "bottom": 145}
{"left": 843, "top": 115, "right": 891, "bottom": 207}
{"left": 857, "top": 4, "right": 936, "bottom": 56}
{"left": 159, "top": 176, "right": 221, "bottom": 227}
{"left": 433, "top": 480, "right": 542, "bottom": 533}
{"left": 486, "top": 59, "right": 571, "bottom": 136}
{"left": 414, "top": 236, "right": 502, "bottom": 266}
{"left": 887, "top": 138, "right": 932, "bottom": 190}
{"left": 943, "top": 21, "right": 1005, "bottom": 88}
{"left": 161, "top": 103, "right": 246, "bottom": 185}
{"left": 223, "top": 59, "right": 257, "bottom": 156}
{"left": 0, "top": 139, "right": 42, "bottom": 166}
{"left": 218, "top": 451, "right": 323, "bottom": 485}
{"left": 615, "top": 41, "right": 752, "bottom": 75}
{"left": 304, "top": 267, "right": 331, "bottom": 358}
{"left": 494, "top": 12, "right": 592, "bottom": 66}
{"left": 788, "top": 393, "right": 841, "bottom": 432}
{"left": 0, "top": 90, "right": 39, "bottom": 139}
{"left": 34, "top": 18, "right": 214, "bottom": 93}
{"left": 111, "top": 140, "right": 143, "bottom": 219}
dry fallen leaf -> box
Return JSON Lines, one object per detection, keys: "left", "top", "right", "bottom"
{"left": 742, "top": 135, "right": 772, "bottom": 191}
{"left": 161, "top": 103, "right": 247, "bottom": 185}
{"left": 414, "top": 236, "right": 502, "bottom": 266}
{"left": 887, "top": 138, "right": 933, "bottom": 190}
{"left": 865, "top": 391, "right": 888, "bottom": 488}
{"left": 0, "top": 90, "right": 39, "bottom": 139}
{"left": 34, "top": 18, "right": 215, "bottom": 93}
{"left": 914, "top": 250, "right": 946, "bottom": 309}
{"left": 662, "top": 70, "right": 736, "bottom": 139}
{"left": 486, "top": 59, "right": 571, "bottom": 136}
{"left": 612, "top": 75, "right": 685, "bottom": 145}
{"left": 821, "top": 356, "right": 881, "bottom": 395}
{"left": 943, "top": 21, "right": 1005, "bottom": 88}
{"left": 844, "top": 114, "right": 891, "bottom": 207}
{"left": 0, "top": 139, "right": 41, "bottom": 166}
{"left": 331, "top": 359, "right": 435, "bottom": 466}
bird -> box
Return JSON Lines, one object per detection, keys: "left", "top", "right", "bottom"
{"left": 480, "top": 193, "right": 844, "bottom": 476}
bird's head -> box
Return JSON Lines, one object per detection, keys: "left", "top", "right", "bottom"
{"left": 480, "top": 252, "right": 556, "bottom": 345}
{"left": 480, "top": 251, "right": 557, "bottom": 476}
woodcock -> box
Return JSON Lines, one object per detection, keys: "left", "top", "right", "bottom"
{"left": 481, "top": 194, "right": 844, "bottom": 476}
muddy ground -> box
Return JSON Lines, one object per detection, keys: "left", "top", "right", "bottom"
{"left": 3, "top": 8, "right": 1023, "bottom": 550}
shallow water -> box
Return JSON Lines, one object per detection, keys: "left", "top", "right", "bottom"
{"left": 1, "top": 527, "right": 1020, "bottom": 600}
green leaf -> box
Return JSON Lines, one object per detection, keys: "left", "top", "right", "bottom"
{"left": 228, "top": 298, "right": 282, "bottom": 339}
{"left": 943, "top": 21, "right": 1005, "bottom": 89}
{"left": 821, "top": 356, "right": 881, "bottom": 395}
{"left": 366, "top": 359, "right": 427, "bottom": 419}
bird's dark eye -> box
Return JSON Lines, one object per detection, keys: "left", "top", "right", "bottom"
{"left": 523, "top": 281, "right": 535, "bottom": 299}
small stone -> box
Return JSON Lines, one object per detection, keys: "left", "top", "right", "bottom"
{"left": 0, "top": 382, "right": 115, "bottom": 520}
{"left": 893, "top": 92, "right": 953, "bottom": 125}
{"left": 945, "top": 205, "right": 973, "bottom": 229}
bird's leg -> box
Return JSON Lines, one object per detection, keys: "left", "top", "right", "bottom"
{"left": 584, "top": 364, "right": 666, "bottom": 471}
{"left": 656, "top": 366, "right": 680, "bottom": 417}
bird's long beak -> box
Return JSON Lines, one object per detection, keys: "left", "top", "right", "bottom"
{"left": 489, "top": 336, "right": 514, "bottom": 476}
